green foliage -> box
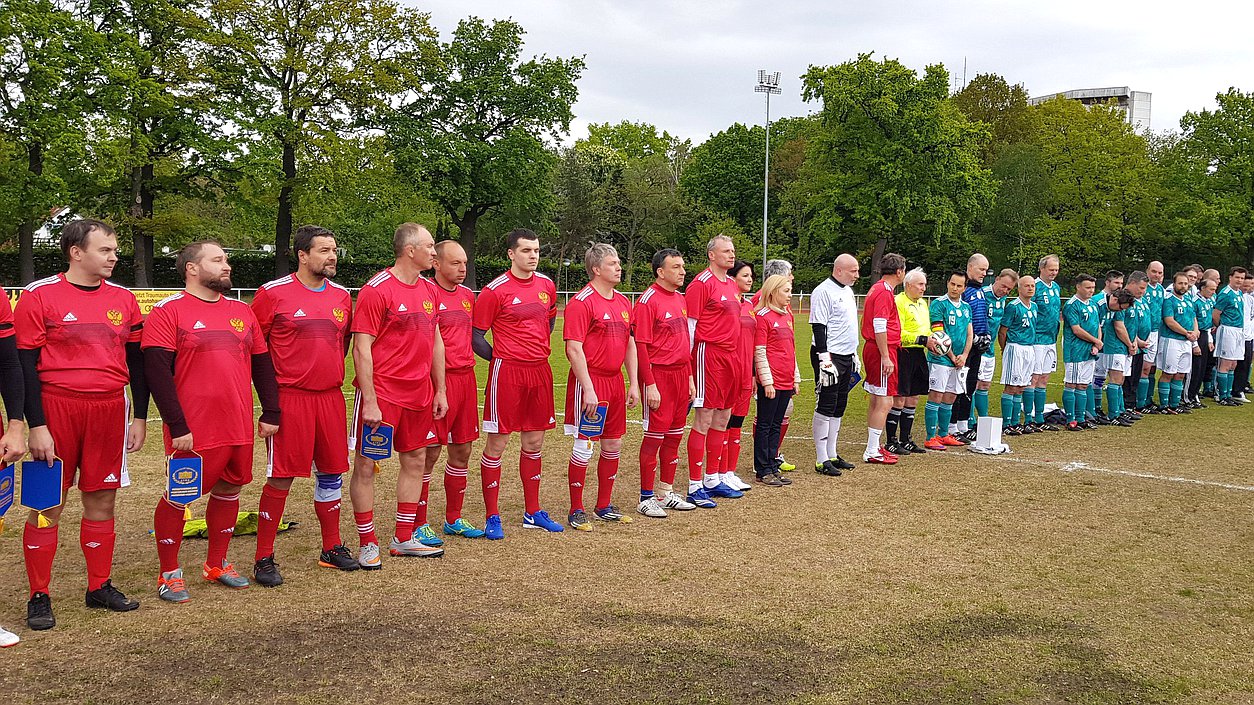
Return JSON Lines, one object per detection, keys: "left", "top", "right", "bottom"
{"left": 951, "top": 73, "right": 1033, "bottom": 163}
{"left": 679, "top": 123, "right": 766, "bottom": 231}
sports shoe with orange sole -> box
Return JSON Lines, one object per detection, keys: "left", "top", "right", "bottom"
{"left": 203, "top": 561, "right": 250, "bottom": 589}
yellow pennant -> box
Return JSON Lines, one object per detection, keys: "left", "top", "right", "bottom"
{"left": 36, "top": 511, "right": 50, "bottom": 528}
{"left": 184, "top": 506, "right": 192, "bottom": 521}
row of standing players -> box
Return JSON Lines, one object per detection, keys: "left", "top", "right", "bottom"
{"left": 0, "top": 222, "right": 814, "bottom": 642}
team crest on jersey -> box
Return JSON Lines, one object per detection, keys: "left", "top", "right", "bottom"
{"left": 332, "top": 308, "right": 345, "bottom": 323}
{"left": 229, "top": 318, "right": 246, "bottom": 332}
{"left": 538, "top": 291, "right": 550, "bottom": 305}
{"left": 462, "top": 300, "right": 472, "bottom": 313}
{"left": 106, "top": 309, "right": 124, "bottom": 326}
{"left": 620, "top": 310, "right": 629, "bottom": 323}
{"left": 423, "top": 300, "right": 434, "bottom": 315}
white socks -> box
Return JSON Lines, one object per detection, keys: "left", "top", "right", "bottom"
{"left": 812, "top": 413, "right": 830, "bottom": 465}
{"left": 826, "top": 417, "right": 842, "bottom": 461}
{"left": 865, "top": 428, "right": 882, "bottom": 457}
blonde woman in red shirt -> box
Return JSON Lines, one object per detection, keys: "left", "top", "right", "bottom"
{"left": 753, "top": 274, "right": 801, "bottom": 486}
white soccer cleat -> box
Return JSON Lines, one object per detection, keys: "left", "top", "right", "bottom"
{"left": 722, "top": 472, "right": 753, "bottom": 492}
{"left": 637, "top": 498, "right": 667, "bottom": 518}
{"left": 661, "top": 491, "right": 696, "bottom": 511}
{"left": 0, "top": 625, "right": 18, "bottom": 647}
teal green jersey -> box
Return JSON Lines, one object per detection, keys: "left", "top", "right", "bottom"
{"left": 1145, "top": 283, "right": 1166, "bottom": 332}
{"left": 1100, "top": 303, "right": 1130, "bottom": 355}
{"left": 1132, "top": 297, "right": 1152, "bottom": 340}
{"left": 1061, "top": 296, "right": 1100, "bottom": 363}
{"left": 1193, "top": 294, "right": 1215, "bottom": 331}
{"left": 982, "top": 284, "right": 1007, "bottom": 359}
{"left": 1032, "top": 278, "right": 1062, "bottom": 344}
{"left": 1000, "top": 298, "right": 1038, "bottom": 346}
{"left": 1214, "top": 285, "right": 1245, "bottom": 328}
{"left": 926, "top": 296, "right": 972, "bottom": 367}
{"left": 1160, "top": 293, "right": 1196, "bottom": 340}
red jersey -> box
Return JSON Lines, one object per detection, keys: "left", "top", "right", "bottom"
{"left": 473, "top": 270, "right": 557, "bottom": 363}
{"left": 755, "top": 307, "right": 797, "bottom": 390}
{"left": 632, "top": 284, "right": 688, "bottom": 366}
{"left": 251, "top": 275, "right": 352, "bottom": 391}
{"left": 735, "top": 298, "right": 756, "bottom": 377}
{"left": 685, "top": 268, "right": 740, "bottom": 348}
{"left": 564, "top": 284, "right": 631, "bottom": 374}
{"left": 142, "top": 292, "right": 266, "bottom": 449}
{"left": 15, "top": 274, "right": 142, "bottom": 393}
{"left": 433, "top": 282, "right": 475, "bottom": 371}
{"left": 861, "top": 278, "right": 901, "bottom": 345}
{"left": 351, "top": 268, "right": 437, "bottom": 410}
{"left": 0, "top": 297, "right": 13, "bottom": 339}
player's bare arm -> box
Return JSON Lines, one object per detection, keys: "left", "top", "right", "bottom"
{"left": 565, "top": 339, "right": 599, "bottom": 414}
{"left": 352, "top": 332, "right": 383, "bottom": 430}
{"left": 431, "top": 326, "right": 448, "bottom": 420}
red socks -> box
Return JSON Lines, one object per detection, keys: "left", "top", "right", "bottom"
{"left": 394, "top": 501, "right": 419, "bottom": 542}
{"left": 686, "top": 429, "right": 706, "bottom": 482}
{"left": 80, "top": 518, "right": 115, "bottom": 592}
{"left": 154, "top": 498, "right": 187, "bottom": 573}
{"left": 255, "top": 484, "right": 289, "bottom": 561}
{"left": 595, "top": 448, "right": 620, "bottom": 511}
{"left": 314, "top": 498, "right": 342, "bottom": 552}
{"left": 444, "top": 464, "right": 468, "bottom": 525}
{"left": 480, "top": 453, "right": 502, "bottom": 517}
{"left": 703, "top": 428, "right": 726, "bottom": 480}
{"left": 520, "top": 450, "right": 543, "bottom": 515}
{"left": 23, "top": 522, "right": 58, "bottom": 597}
{"left": 416, "top": 471, "right": 432, "bottom": 526}
{"left": 724, "top": 426, "right": 743, "bottom": 472}
{"left": 661, "top": 431, "right": 683, "bottom": 486}
{"left": 205, "top": 492, "right": 239, "bottom": 568}
{"left": 567, "top": 453, "right": 589, "bottom": 512}
{"left": 354, "top": 510, "right": 377, "bottom": 547}
{"left": 639, "top": 433, "right": 663, "bottom": 495}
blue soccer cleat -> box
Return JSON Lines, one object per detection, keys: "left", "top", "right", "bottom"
{"left": 704, "top": 482, "right": 744, "bottom": 499}
{"left": 443, "top": 518, "right": 486, "bottom": 538}
{"left": 415, "top": 524, "right": 444, "bottom": 547}
{"left": 522, "top": 510, "right": 565, "bottom": 532}
{"left": 484, "top": 514, "right": 505, "bottom": 540}
{"left": 686, "top": 487, "right": 717, "bottom": 509}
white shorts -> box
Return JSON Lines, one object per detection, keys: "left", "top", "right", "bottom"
{"left": 1143, "top": 331, "right": 1159, "bottom": 359}
{"left": 928, "top": 363, "right": 965, "bottom": 394}
{"left": 1064, "top": 360, "right": 1096, "bottom": 385}
{"left": 1001, "top": 343, "right": 1035, "bottom": 387}
{"left": 1216, "top": 325, "right": 1246, "bottom": 361}
{"left": 1156, "top": 337, "right": 1193, "bottom": 375}
{"left": 1099, "top": 353, "right": 1131, "bottom": 375}
{"left": 1032, "top": 343, "right": 1057, "bottom": 375}
{"left": 978, "top": 353, "right": 995, "bottom": 383}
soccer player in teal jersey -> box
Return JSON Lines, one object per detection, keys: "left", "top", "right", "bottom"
{"left": 998, "top": 276, "right": 1038, "bottom": 435}
{"left": 1098, "top": 288, "right": 1137, "bottom": 426}
{"left": 923, "top": 271, "right": 973, "bottom": 448}
{"left": 1212, "top": 266, "right": 1248, "bottom": 404}
{"left": 971, "top": 269, "right": 1017, "bottom": 427}
{"left": 1090, "top": 270, "right": 1124, "bottom": 416}
{"left": 1028, "top": 255, "right": 1062, "bottom": 431}
{"left": 1121, "top": 271, "right": 1151, "bottom": 415}
{"left": 1141, "top": 261, "right": 1167, "bottom": 409}
{"left": 1187, "top": 278, "right": 1217, "bottom": 407}
{"left": 1158, "top": 271, "right": 1199, "bottom": 414}
{"left": 1061, "top": 275, "right": 1102, "bottom": 430}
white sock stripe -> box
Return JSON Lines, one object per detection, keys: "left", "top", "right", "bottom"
{"left": 480, "top": 455, "right": 502, "bottom": 468}
{"left": 209, "top": 493, "right": 240, "bottom": 502}
{"left": 522, "top": 451, "right": 542, "bottom": 460}
{"left": 601, "top": 451, "right": 621, "bottom": 459}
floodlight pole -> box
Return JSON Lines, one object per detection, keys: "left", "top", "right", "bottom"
{"left": 755, "top": 70, "right": 781, "bottom": 273}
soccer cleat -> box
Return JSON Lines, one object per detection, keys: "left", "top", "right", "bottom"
{"left": 1040, "top": 423, "right": 1060, "bottom": 432}
{"left": 26, "top": 592, "right": 55, "bottom": 631}
{"left": 1094, "top": 415, "right": 1115, "bottom": 425}
{"left": 883, "top": 441, "right": 906, "bottom": 455}
{"left": 389, "top": 535, "right": 445, "bottom": 558}
{"left": 758, "top": 473, "right": 783, "bottom": 487}
{"left": 157, "top": 569, "right": 191, "bottom": 603}
{"left": 940, "top": 435, "right": 967, "bottom": 446}
{"left": 1004, "top": 425, "right": 1022, "bottom": 436}
{"left": 1156, "top": 407, "right": 1175, "bottom": 415}
{"left": 1114, "top": 416, "right": 1134, "bottom": 427}
{"left": 686, "top": 487, "right": 718, "bottom": 509}
{"left": 484, "top": 514, "right": 505, "bottom": 540}
{"left": 85, "top": 580, "right": 140, "bottom": 611}
{"left": 594, "top": 505, "right": 633, "bottom": 523}
{"left": 318, "top": 545, "right": 361, "bottom": 571}
{"left": 522, "top": 510, "right": 565, "bottom": 532}
{"left": 863, "top": 451, "right": 897, "bottom": 465}
{"left": 357, "top": 542, "right": 383, "bottom": 570}
{"left": 203, "top": 561, "right": 250, "bottom": 589}
{"left": 0, "top": 626, "right": 18, "bottom": 648}
{"left": 637, "top": 498, "right": 667, "bottom": 518}
{"left": 880, "top": 447, "right": 899, "bottom": 462}
{"left": 901, "top": 440, "right": 927, "bottom": 454}
{"left": 661, "top": 491, "right": 696, "bottom": 511}
{"left": 924, "top": 437, "right": 947, "bottom": 451}
{"left": 724, "top": 473, "right": 753, "bottom": 491}
{"left": 831, "top": 456, "right": 855, "bottom": 470}
{"left": 1066, "top": 421, "right": 1082, "bottom": 431}
{"left": 1174, "top": 405, "right": 1191, "bottom": 414}
{"left": 1125, "top": 410, "right": 1144, "bottom": 420}
{"left": 568, "top": 509, "right": 594, "bottom": 531}
{"left": 775, "top": 455, "right": 796, "bottom": 472}
{"left": 959, "top": 429, "right": 980, "bottom": 443}
{"left": 704, "top": 482, "right": 744, "bottom": 499}
{"left": 253, "top": 555, "right": 284, "bottom": 588}
{"left": 773, "top": 471, "right": 793, "bottom": 485}
{"left": 1080, "top": 420, "right": 1098, "bottom": 430}
{"left": 815, "top": 461, "right": 842, "bottom": 477}
{"left": 443, "top": 518, "right": 486, "bottom": 538}
{"left": 415, "top": 524, "right": 445, "bottom": 547}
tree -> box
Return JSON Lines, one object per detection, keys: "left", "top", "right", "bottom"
{"left": 679, "top": 123, "right": 765, "bottom": 232}
{"left": 389, "top": 17, "right": 584, "bottom": 287}
{"left": 951, "top": 73, "right": 1033, "bottom": 163}
{"left": 209, "top": 0, "right": 435, "bottom": 276}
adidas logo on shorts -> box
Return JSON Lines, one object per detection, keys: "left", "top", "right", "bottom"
{"left": 426, "top": 431, "right": 436, "bottom": 439}
{"left": 103, "top": 473, "right": 118, "bottom": 483}
{"left": 62, "top": 312, "right": 78, "bottom": 322}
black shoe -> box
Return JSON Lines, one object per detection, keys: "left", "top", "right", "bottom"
{"left": 815, "top": 461, "right": 843, "bottom": 477}
{"left": 1094, "top": 415, "right": 1114, "bottom": 425}
{"left": 1114, "top": 417, "right": 1134, "bottom": 427}
{"left": 901, "top": 440, "right": 927, "bottom": 453}
{"left": 1022, "top": 423, "right": 1038, "bottom": 434}
{"left": 1040, "top": 423, "right": 1060, "bottom": 431}
{"left": 832, "top": 456, "right": 855, "bottom": 470}
{"left": 1175, "top": 405, "right": 1191, "bottom": 414}
{"left": 253, "top": 555, "right": 284, "bottom": 588}
{"left": 1081, "top": 420, "right": 1098, "bottom": 430}
{"left": 884, "top": 441, "right": 909, "bottom": 456}
{"left": 959, "top": 429, "right": 979, "bottom": 443}
{"left": 27, "top": 592, "right": 55, "bottom": 631}
{"left": 1004, "top": 425, "right": 1022, "bottom": 436}
{"left": 319, "top": 544, "right": 361, "bottom": 571}
{"left": 1117, "top": 412, "right": 1137, "bottom": 423}
{"left": 1066, "top": 421, "right": 1083, "bottom": 431}
{"left": 85, "top": 580, "right": 139, "bottom": 612}
{"left": 1193, "top": 401, "right": 1207, "bottom": 410}
{"left": 1124, "top": 410, "right": 1143, "bottom": 420}
{"left": 1138, "top": 405, "right": 1158, "bottom": 414}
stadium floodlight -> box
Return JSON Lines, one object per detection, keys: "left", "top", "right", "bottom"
{"left": 755, "top": 70, "right": 782, "bottom": 272}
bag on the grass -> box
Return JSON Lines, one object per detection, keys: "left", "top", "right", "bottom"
{"left": 180, "top": 511, "right": 298, "bottom": 539}
{"left": 1045, "top": 408, "right": 1068, "bottom": 425}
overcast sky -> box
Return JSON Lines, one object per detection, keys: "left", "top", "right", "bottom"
{"left": 411, "top": 0, "right": 1254, "bottom": 144}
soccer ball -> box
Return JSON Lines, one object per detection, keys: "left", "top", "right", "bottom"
{"left": 930, "top": 331, "right": 952, "bottom": 356}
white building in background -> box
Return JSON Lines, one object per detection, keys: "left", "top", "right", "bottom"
{"left": 1029, "top": 87, "right": 1152, "bottom": 131}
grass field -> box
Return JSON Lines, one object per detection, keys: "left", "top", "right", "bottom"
{"left": 2, "top": 320, "right": 1252, "bottom": 704}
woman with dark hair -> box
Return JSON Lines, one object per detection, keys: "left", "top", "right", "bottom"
{"left": 718, "top": 259, "right": 755, "bottom": 492}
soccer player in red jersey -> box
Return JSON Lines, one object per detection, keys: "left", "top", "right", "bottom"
{"left": 349, "top": 223, "right": 449, "bottom": 567}
{"left": 422, "top": 240, "right": 486, "bottom": 540}
{"left": 143, "top": 240, "right": 280, "bottom": 602}
{"left": 249, "top": 226, "right": 356, "bottom": 585}
{"left": 861, "top": 252, "right": 908, "bottom": 464}
{"left": 472, "top": 228, "right": 561, "bottom": 536}
{"left": 562, "top": 244, "right": 641, "bottom": 531}
{"left": 721, "top": 259, "right": 756, "bottom": 491}
{"left": 684, "top": 235, "right": 745, "bottom": 507}
{"left": 13, "top": 219, "right": 147, "bottom": 630}
{"left": 632, "top": 249, "right": 697, "bottom": 518}
{"left": 2, "top": 282, "right": 26, "bottom": 647}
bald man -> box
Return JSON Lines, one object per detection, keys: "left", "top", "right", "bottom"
{"left": 953, "top": 253, "right": 990, "bottom": 440}
{"left": 808, "top": 254, "right": 860, "bottom": 475}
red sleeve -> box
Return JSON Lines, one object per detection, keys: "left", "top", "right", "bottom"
{"left": 13, "top": 290, "right": 45, "bottom": 349}
{"left": 755, "top": 312, "right": 769, "bottom": 347}
{"left": 244, "top": 305, "right": 267, "bottom": 354}
{"left": 685, "top": 277, "right": 706, "bottom": 322}
{"left": 126, "top": 294, "right": 143, "bottom": 343}
{"left": 141, "top": 302, "right": 178, "bottom": 351}
{"left": 631, "top": 299, "right": 653, "bottom": 345}
{"left": 472, "top": 285, "right": 498, "bottom": 330}
{"left": 251, "top": 285, "right": 275, "bottom": 338}
{"left": 351, "top": 285, "right": 386, "bottom": 337}
{"left": 868, "top": 290, "right": 890, "bottom": 322}
{"left": 563, "top": 297, "right": 589, "bottom": 342}
{"left": 547, "top": 281, "right": 557, "bottom": 324}
{"left": 0, "top": 297, "right": 14, "bottom": 339}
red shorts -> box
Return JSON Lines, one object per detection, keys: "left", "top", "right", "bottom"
{"left": 266, "top": 387, "right": 348, "bottom": 478}
{"left": 862, "top": 342, "right": 900, "bottom": 397}
{"left": 435, "top": 367, "right": 480, "bottom": 445}
{"left": 195, "top": 444, "right": 254, "bottom": 489}
{"left": 563, "top": 369, "right": 627, "bottom": 440}
{"left": 42, "top": 387, "right": 130, "bottom": 492}
{"left": 692, "top": 342, "right": 738, "bottom": 409}
{"left": 482, "top": 359, "right": 555, "bottom": 434}
{"left": 350, "top": 391, "right": 435, "bottom": 455}
{"left": 733, "top": 383, "right": 753, "bottom": 417}
{"left": 642, "top": 364, "right": 691, "bottom": 434}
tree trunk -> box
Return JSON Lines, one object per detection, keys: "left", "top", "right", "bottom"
{"left": 18, "top": 142, "right": 44, "bottom": 284}
{"left": 456, "top": 212, "right": 480, "bottom": 288}
{"left": 274, "top": 140, "right": 296, "bottom": 277}
{"left": 129, "top": 163, "right": 157, "bottom": 287}
{"left": 870, "top": 236, "right": 887, "bottom": 282}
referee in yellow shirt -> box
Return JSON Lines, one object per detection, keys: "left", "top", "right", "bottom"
{"left": 887, "top": 268, "right": 934, "bottom": 454}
